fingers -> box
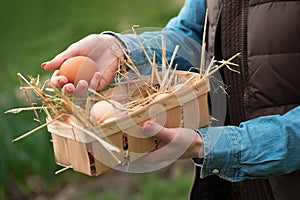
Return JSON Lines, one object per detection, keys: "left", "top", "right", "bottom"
{"left": 42, "top": 33, "right": 118, "bottom": 71}
{"left": 50, "top": 70, "right": 68, "bottom": 87}
{"left": 89, "top": 58, "right": 119, "bottom": 91}
{"left": 142, "top": 121, "right": 173, "bottom": 142}
{"left": 99, "top": 59, "right": 119, "bottom": 90}
{"left": 61, "top": 80, "right": 88, "bottom": 97}
{"left": 42, "top": 33, "right": 124, "bottom": 101}
{"left": 141, "top": 121, "right": 202, "bottom": 160}
{"left": 42, "top": 43, "right": 80, "bottom": 71}
{"left": 61, "top": 83, "right": 75, "bottom": 96}
{"left": 89, "top": 72, "right": 102, "bottom": 91}
{"left": 73, "top": 80, "right": 89, "bottom": 97}
{"left": 51, "top": 68, "right": 111, "bottom": 96}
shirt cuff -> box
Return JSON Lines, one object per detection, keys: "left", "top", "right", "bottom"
{"left": 192, "top": 157, "right": 204, "bottom": 167}
{"left": 196, "top": 127, "right": 242, "bottom": 182}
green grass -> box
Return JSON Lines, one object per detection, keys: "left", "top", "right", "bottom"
{"left": 0, "top": 0, "right": 187, "bottom": 199}
{"left": 75, "top": 168, "right": 194, "bottom": 200}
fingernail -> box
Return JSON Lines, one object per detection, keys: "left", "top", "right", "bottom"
{"left": 142, "top": 121, "right": 153, "bottom": 132}
{"left": 65, "top": 86, "right": 72, "bottom": 92}
{"left": 41, "top": 62, "right": 47, "bottom": 68}
{"left": 58, "top": 79, "right": 66, "bottom": 85}
{"left": 142, "top": 121, "right": 161, "bottom": 137}
{"left": 94, "top": 72, "right": 101, "bottom": 79}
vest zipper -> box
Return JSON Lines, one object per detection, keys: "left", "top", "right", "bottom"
{"left": 240, "top": 0, "right": 248, "bottom": 120}
{"left": 241, "top": 2, "right": 274, "bottom": 199}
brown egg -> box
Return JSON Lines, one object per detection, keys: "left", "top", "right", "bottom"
{"left": 59, "top": 56, "right": 98, "bottom": 85}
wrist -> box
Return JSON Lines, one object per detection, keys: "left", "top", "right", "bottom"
{"left": 191, "top": 130, "right": 204, "bottom": 167}
{"left": 194, "top": 131, "right": 204, "bottom": 158}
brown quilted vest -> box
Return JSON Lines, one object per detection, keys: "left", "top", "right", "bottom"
{"left": 206, "top": 0, "right": 300, "bottom": 199}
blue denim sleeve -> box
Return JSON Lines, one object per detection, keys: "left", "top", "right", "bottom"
{"left": 103, "top": 0, "right": 206, "bottom": 75}
{"left": 196, "top": 106, "right": 300, "bottom": 182}
{"left": 164, "top": 0, "right": 206, "bottom": 45}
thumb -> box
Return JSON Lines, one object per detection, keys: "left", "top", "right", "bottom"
{"left": 142, "top": 121, "right": 174, "bottom": 143}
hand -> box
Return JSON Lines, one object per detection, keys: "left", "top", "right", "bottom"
{"left": 140, "top": 121, "right": 204, "bottom": 163}
{"left": 41, "top": 34, "right": 124, "bottom": 95}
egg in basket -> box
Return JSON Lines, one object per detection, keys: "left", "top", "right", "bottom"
{"left": 7, "top": 32, "right": 240, "bottom": 176}
{"left": 47, "top": 56, "right": 211, "bottom": 176}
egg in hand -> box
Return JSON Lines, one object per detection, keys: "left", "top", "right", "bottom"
{"left": 59, "top": 56, "right": 98, "bottom": 85}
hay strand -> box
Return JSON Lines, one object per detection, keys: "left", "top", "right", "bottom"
{"left": 199, "top": 9, "right": 209, "bottom": 77}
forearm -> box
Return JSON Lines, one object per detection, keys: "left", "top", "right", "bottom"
{"left": 197, "top": 106, "right": 300, "bottom": 182}
{"left": 116, "top": 30, "right": 202, "bottom": 73}
{"left": 103, "top": 0, "right": 206, "bottom": 75}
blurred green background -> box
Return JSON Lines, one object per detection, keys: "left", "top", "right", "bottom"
{"left": 0, "top": 0, "right": 197, "bottom": 199}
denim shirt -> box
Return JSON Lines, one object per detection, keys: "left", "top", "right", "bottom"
{"left": 108, "top": 0, "right": 300, "bottom": 182}
{"left": 198, "top": 106, "right": 300, "bottom": 182}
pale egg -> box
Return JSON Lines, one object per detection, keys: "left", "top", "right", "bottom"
{"left": 90, "top": 100, "right": 124, "bottom": 123}
{"left": 59, "top": 56, "right": 98, "bottom": 85}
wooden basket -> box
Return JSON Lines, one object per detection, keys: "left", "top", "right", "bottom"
{"left": 47, "top": 71, "right": 210, "bottom": 176}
